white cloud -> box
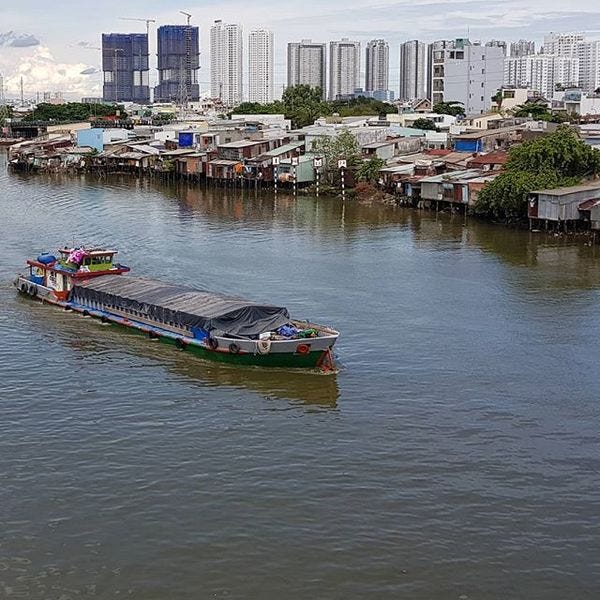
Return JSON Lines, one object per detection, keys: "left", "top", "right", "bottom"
{"left": 0, "top": 46, "right": 101, "bottom": 98}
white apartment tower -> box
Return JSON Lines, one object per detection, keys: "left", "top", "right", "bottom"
{"left": 504, "top": 54, "right": 579, "bottom": 98}
{"left": 543, "top": 32, "right": 600, "bottom": 93}
{"left": 287, "top": 40, "right": 327, "bottom": 98}
{"left": 248, "top": 29, "right": 273, "bottom": 103}
{"left": 210, "top": 20, "right": 243, "bottom": 107}
{"left": 329, "top": 38, "right": 360, "bottom": 100}
{"left": 430, "top": 39, "right": 504, "bottom": 114}
{"left": 365, "top": 39, "right": 389, "bottom": 93}
{"left": 399, "top": 40, "right": 428, "bottom": 100}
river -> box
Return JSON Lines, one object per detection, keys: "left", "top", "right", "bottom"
{"left": 1, "top": 152, "right": 599, "bottom": 599}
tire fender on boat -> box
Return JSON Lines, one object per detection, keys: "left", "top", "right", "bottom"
{"left": 228, "top": 342, "right": 241, "bottom": 354}
{"left": 29, "top": 285, "right": 37, "bottom": 297}
{"left": 175, "top": 338, "right": 187, "bottom": 350}
{"left": 296, "top": 343, "right": 311, "bottom": 355}
{"left": 256, "top": 339, "right": 271, "bottom": 355}
{"left": 20, "top": 283, "right": 27, "bottom": 294}
{"left": 207, "top": 337, "right": 218, "bottom": 350}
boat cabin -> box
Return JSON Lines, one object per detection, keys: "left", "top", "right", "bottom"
{"left": 25, "top": 247, "right": 129, "bottom": 301}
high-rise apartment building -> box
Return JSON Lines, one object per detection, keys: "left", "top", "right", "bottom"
{"left": 102, "top": 33, "right": 150, "bottom": 103}
{"left": 429, "top": 38, "right": 504, "bottom": 114}
{"left": 543, "top": 32, "right": 600, "bottom": 93}
{"left": 504, "top": 54, "right": 579, "bottom": 98}
{"left": 399, "top": 40, "right": 428, "bottom": 101}
{"left": 248, "top": 29, "right": 274, "bottom": 103}
{"left": 210, "top": 20, "right": 243, "bottom": 107}
{"left": 329, "top": 38, "right": 360, "bottom": 100}
{"left": 154, "top": 25, "right": 200, "bottom": 103}
{"left": 365, "top": 39, "right": 389, "bottom": 94}
{"left": 510, "top": 39, "right": 536, "bottom": 58}
{"left": 287, "top": 40, "right": 327, "bottom": 98}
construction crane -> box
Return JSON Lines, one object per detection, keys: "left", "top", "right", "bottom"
{"left": 179, "top": 11, "right": 192, "bottom": 25}
{"left": 119, "top": 17, "right": 156, "bottom": 37}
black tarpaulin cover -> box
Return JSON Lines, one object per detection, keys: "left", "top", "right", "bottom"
{"left": 72, "top": 275, "right": 291, "bottom": 337}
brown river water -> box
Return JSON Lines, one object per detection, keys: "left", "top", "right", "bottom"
{"left": 1, "top": 153, "right": 599, "bottom": 599}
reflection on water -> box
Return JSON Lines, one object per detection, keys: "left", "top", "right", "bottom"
{"left": 15, "top": 293, "right": 339, "bottom": 408}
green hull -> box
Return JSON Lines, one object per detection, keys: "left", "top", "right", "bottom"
{"left": 85, "top": 310, "right": 329, "bottom": 369}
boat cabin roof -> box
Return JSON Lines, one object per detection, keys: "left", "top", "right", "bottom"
{"left": 58, "top": 247, "right": 118, "bottom": 257}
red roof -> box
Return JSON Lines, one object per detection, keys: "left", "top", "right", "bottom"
{"left": 467, "top": 151, "right": 509, "bottom": 166}
{"left": 425, "top": 149, "right": 452, "bottom": 156}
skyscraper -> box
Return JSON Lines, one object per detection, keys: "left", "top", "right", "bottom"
{"left": 429, "top": 38, "right": 504, "bottom": 114}
{"left": 399, "top": 40, "right": 428, "bottom": 101}
{"left": 154, "top": 25, "right": 200, "bottom": 103}
{"left": 248, "top": 29, "right": 273, "bottom": 103}
{"left": 287, "top": 40, "right": 327, "bottom": 98}
{"left": 329, "top": 39, "right": 360, "bottom": 101}
{"left": 102, "top": 33, "right": 150, "bottom": 103}
{"left": 365, "top": 39, "right": 389, "bottom": 94}
{"left": 210, "top": 20, "right": 243, "bottom": 107}
{"left": 543, "top": 32, "right": 600, "bottom": 93}
{"left": 510, "top": 39, "right": 536, "bottom": 58}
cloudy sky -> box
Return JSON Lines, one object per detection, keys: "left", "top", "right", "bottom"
{"left": 1, "top": 0, "right": 599, "bottom": 100}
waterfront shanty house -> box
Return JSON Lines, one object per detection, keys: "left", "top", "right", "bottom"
{"left": 244, "top": 141, "right": 306, "bottom": 182}
{"left": 277, "top": 155, "right": 317, "bottom": 185}
{"left": 207, "top": 159, "right": 242, "bottom": 181}
{"left": 419, "top": 169, "right": 488, "bottom": 209}
{"left": 175, "top": 152, "right": 211, "bottom": 179}
{"left": 217, "top": 139, "right": 276, "bottom": 162}
{"left": 528, "top": 183, "right": 600, "bottom": 231}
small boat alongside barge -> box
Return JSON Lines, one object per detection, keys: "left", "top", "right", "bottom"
{"left": 14, "top": 247, "right": 339, "bottom": 370}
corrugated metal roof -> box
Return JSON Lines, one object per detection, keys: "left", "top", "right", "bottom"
{"left": 532, "top": 183, "right": 600, "bottom": 196}
{"left": 262, "top": 142, "right": 305, "bottom": 156}
{"left": 218, "top": 140, "right": 263, "bottom": 148}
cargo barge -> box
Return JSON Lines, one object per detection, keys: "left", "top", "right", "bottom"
{"left": 14, "top": 247, "right": 339, "bottom": 370}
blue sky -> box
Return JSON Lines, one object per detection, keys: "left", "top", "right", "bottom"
{"left": 1, "top": 0, "right": 599, "bottom": 99}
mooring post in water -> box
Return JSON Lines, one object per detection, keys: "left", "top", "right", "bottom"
{"left": 338, "top": 159, "right": 347, "bottom": 201}
{"left": 291, "top": 156, "right": 299, "bottom": 198}
{"left": 273, "top": 157, "right": 279, "bottom": 195}
{"left": 313, "top": 157, "right": 323, "bottom": 197}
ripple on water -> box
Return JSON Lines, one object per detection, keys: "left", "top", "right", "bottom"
{"left": 1, "top": 155, "right": 600, "bottom": 599}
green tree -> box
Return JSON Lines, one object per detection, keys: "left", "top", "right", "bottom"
{"left": 512, "top": 102, "right": 553, "bottom": 120}
{"left": 433, "top": 101, "right": 465, "bottom": 116}
{"left": 329, "top": 96, "right": 396, "bottom": 117}
{"left": 311, "top": 130, "right": 360, "bottom": 182}
{"left": 411, "top": 118, "right": 437, "bottom": 131}
{"left": 357, "top": 156, "right": 386, "bottom": 183}
{"left": 23, "top": 102, "right": 127, "bottom": 122}
{"left": 282, "top": 84, "right": 331, "bottom": 128}
{"left": 231, "top": 100, "right": 286, "bottom": 115}
{"left": 474, "top": 126, "right": 600, "bottom": 221}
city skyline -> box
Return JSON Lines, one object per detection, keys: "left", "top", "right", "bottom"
{"left": 1, "top": 0, "right": 600, "bottom": 98}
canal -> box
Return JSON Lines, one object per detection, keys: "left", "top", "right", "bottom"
{"left": 1, "top": 153, "right": 599, "bottom": 599}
